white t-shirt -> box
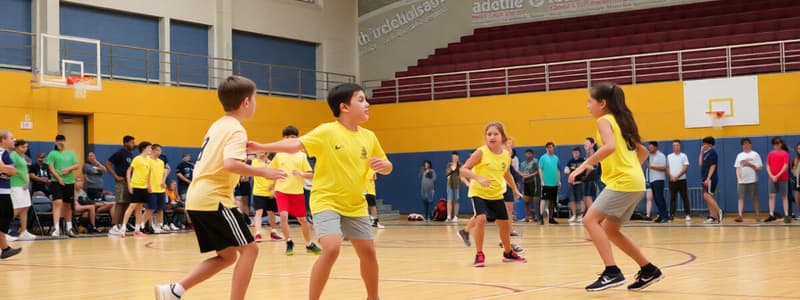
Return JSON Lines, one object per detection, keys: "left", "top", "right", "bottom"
{"left": 734, "top": 151, "right": 762, "bottom": 184}
{"left": 648, "top": 151, "right": 667, "bottom": 182}
{"left": 667, "top": 152, "right": 689, "bottom": 180}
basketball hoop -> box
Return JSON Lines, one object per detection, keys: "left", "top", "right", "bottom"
{"left": 66, "top": 75, "right": 93, "bottom": 99}
{"left": 705, "top": 111, "right": 725, "bottom": 130}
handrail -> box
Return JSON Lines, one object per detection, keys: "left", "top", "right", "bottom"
{"left": 364, "top": 38, "right": 799, "bottom": 103}
{"left": 0, "top": 29, "right": 355, "bottom": 99}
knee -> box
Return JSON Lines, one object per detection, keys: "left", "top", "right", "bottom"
{"left": 474, "top": 215, "right": 487, "bottom": 225}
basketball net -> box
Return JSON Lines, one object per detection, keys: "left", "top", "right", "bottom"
{"left": 66, "top": 75, "right": 91, "bottom": 99}
{"left": 706, "top": 111, "right": 724, "bottom": 130}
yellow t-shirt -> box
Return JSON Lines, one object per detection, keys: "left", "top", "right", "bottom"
{"left": 149, "top": 157, "right": 166, "bottom": 193}
{"left": 468, "top": 145, "right": 509, "bottom": 200}
{"left": 268, "top": 151, "right": 312, "bottom": 195}
{"left": 299, "top": 121, "right": 387, "bottom": 217}
{"left": 251, "top": 158, "right": 275, "bottom": 197}
{"left": 596, "top": 114, "right": 646, "bottom": 192}
{"left": 365, "top": 169, "right": 376, "bottom": 195}
{"left": 129, "top": 156, "right": 151, "bottom": 189}
{"left": 186, "top": 116, "right": 248, "bottom": 211}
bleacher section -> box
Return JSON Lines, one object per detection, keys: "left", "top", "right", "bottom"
{"left": 370, "top": 0, "right": 800, "bottom": 103}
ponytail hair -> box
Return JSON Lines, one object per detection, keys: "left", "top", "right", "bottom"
{"left": 590, "top": 83, "right": 641, "bottom": 151}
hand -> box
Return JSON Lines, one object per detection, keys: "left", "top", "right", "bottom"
{"left": 513, "top": 189, "right": 521, "bottom": 200}
{"left": 369, "top": 157, "right": 391, "bottom": 173}
{"left": 57, "top": 178, "right": 64, "bottom": 186}
{"left": 115, "top": 176, "right": 124, "bottom": 182}
{"left": 61, "top": 168, "right": 70, "bottom": 175}
{"left": 770, "top": 175, "right": 777, "bottom": 182}
{"left": 292, "top": 169, "right": 303, "bottom": 177}
{"left": 147, "top": 186, "right": 152, "bottom": 193}
{"left": 703, "top": 179, "right": 710, "bottom": 188}
{"left": 476, "top": 176, "right": 491, "bottom": 187}
{"left": 262, "top": 167, "right": 288, "bottom": 180}
{"left": 670, "top": 176, "right": 677, "bottom": 182}
{"left": 128, "top": 187, "right": 133, "bottom": 194}
{"left": 161, "top": 183, "right": 166, "bottom": 189}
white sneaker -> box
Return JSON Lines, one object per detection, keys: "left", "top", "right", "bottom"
{"left": 161, "top": 225, "right": 171, "bottom": 232}
{"left": 154, "top": 284, "right": 181, "bottom": 300}
{"left": 576, "top": 216, "right": 584, "bottom": 223}
{"left": 452, "top": 217, "right": 458, "bottom": 222}
{"left": 685, "top": 215, "right": 692, "bottom": 222}
{"left": 169, "top": 223, "right": 179, "bottom": 231}
{"left": 153, "top": 226, "right": 163, "bottom": 234}
{"left": 568, "top": 215, "right": 577, "bottom": 223}
{"left": 51, "top": 230, "right": 61, "bottom": 237}
{"left": 108, "top": 225, "right": 120, "bottom": 235}
{"left": 18, "top": 231, "right": 37, "bottom": 241}
{"left": 5, "top": 234, "right": 17, "bottom": 242}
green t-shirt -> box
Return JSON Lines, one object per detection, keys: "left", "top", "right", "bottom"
{"left": 10, "top": 151, "right": 29, "bottom": 187}
{"left": 46, "top": 149, "right": 79, "bottom": 184}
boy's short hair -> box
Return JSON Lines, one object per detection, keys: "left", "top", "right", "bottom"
{"left": 218, "top": 76, "right": 256, "bottom": 112}
{"left": 282, "top": 125, "right": 299, "bottom": 137}
{"left": 151, "top": 143, "right": 162, "bottom": 150}
{"left": 55, "top": 134, "right": 66, "bottom": 141}
{"left": 14, "top": 139, "right": 27, "bottom": 147}
{"left": 138, "top": 141, "right": 152, "bottom": 153}
{"left": 741, "top": 138, "right": 752, "bottom": 145}
{"left": 267, "top": 152, "right": 276, "bottom": 160}
{"left": 327, "top": 83, "right": 364, "bottom": 117}
{"left": 545, "top": 142, "right": 555, "bottom": 148}
{"left": 525, "top": 149, "right": 533, "bottom": 154}
{"left": 572, "top": 147, "right": 581, "bottom": 152}
{"left": 649, "top": 141, "right": 659, "bottom": 147}
{"left": 123, "top": 135, "right": 134, "bottom": 144}
{"left": 672, "top": 139, "right": 681, "bottom": 144}
{"left": 451, "top": 151, "right": 459, "bottom": 156}
{"left": 702, "top": 136, "right": 715, "bottom": 146}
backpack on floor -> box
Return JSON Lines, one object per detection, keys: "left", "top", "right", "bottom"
{"left": 432, "top": 199, "right": 448, "bottom": 221}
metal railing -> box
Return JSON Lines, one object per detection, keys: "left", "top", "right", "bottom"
{"left": 363, "top": 38, "right": 800, "bottom": 103}
{"left": 0, "top": 29, "right": 355, "bottom": 99}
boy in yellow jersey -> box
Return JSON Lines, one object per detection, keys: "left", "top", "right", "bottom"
{"left": 251, "top": 152, "right": 282, "bottom": 242}
{"left": 365, "top": 169, "right": 383, "bottom": 228}
{"left": 569, "top": 83, "right": 663, "bottom": 292}
{"left": 248, "top": 83, "right": 392, "bottom": 300}
{"left": 456, "top": 122, "right": 526, "bottom": 267}
{"left": 268, "top": 125, "right": 320, "bottom": 255}
{"left": 154, "top": 76, "right": 287, "bottom": 300}
{"left": 121, "top": 141, "right": 152, "bottom": 238}
{"left": 143, "top": 144, "right": 169, "bottom": 234}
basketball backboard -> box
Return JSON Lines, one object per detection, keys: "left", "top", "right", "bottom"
{"left": 35, "top": 33, "right": 101, "bottom": 92}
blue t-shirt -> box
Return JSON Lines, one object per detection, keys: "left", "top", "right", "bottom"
{"left": 108, "top": 148, "right": 134, "bottom": 177}
{"left": 539, "top": 153, "right": 560, "bottom": 187}
{"left": 0, "top": 149, "right": 12, "bottom": 194}
{"left": 701, "top": 148, "right": 718, "bottom": 181}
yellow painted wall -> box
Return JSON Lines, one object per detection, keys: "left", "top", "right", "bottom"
{"left": 368, "top": 72, "right": 799, "bottom": 153}
{"left": 2, "top": 69, "right": 796, "bottom": 153}
{"left": 0, "top": 70, "right": 331, "bottom": 146}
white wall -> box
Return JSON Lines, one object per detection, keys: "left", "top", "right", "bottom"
{"left": 57, "top": 0, "right": 358, "bottom": 79}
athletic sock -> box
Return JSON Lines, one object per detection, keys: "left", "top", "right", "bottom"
{"left": 172, "top": 283, "right": 185, "bottom": 297}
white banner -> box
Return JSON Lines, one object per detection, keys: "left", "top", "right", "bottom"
{"left": 683, "top": 76, "right": 760, "bottom": 128}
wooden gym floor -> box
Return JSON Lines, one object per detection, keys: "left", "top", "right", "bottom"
{"left": 1, "top": 218, "right": 799, "bottom": 299}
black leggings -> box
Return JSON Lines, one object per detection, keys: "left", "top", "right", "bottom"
{"left": 669, "top": 180, "right": 691, "bottom": 216}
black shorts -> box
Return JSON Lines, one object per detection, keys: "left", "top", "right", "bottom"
{"left": 188, "top": 204, "right": 254, "bottom": 253}
{"left": 86, "top": 188, "right": 103, "bottom": 201}
{"left": 542, "top": 186, "right": 558, "bottom": 202}
{"left": 583, "top": 180, "right": 598, "bottom": 198}
{"left": 365, "top": 194, "right": 376, "bottom": 206}
{"left": 0, "top": 194, "right": 12, "bottom": 234}
{"left": 503, "top": 187, "right": 515, "bottom": 203}
{"left": 523, "top": 180, "right": 540, "bottom": 197}
{"left": 471, "top": 197, "right": 509, "bottom": 222}
{"left": 234, "top": 182, "right": 251, "bottom": 197}
{"left": 252, "top": 195, "right": 278, "bottom": 212}
{"left": 50, "top": 182, "right": 75, "bottom": 204}
{"left": 131, "top": 188, "right": 149, "bottom": 203}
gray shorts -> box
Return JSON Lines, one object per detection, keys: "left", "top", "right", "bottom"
{"left": 313, "top": 210, "right": 373, "bottom": 240}
{"left": 768, "top": 180, "right": 788, "bottom": 196}
{"left": 591, "top": 189, "right": 644, "bottom": 224}
{"left": 738, "top": 182, "right": 758, "bottom": 199}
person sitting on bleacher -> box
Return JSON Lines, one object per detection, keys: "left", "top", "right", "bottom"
{"left": 73, "top": 178, "right": 100, "bottom": 233}
{"left": 165, "top": 180, "right": 186, "bottom": 230}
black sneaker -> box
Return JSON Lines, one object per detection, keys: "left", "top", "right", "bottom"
{"left": 784, "top": 216, "right": 792, "bottom": 224}
{"left": 627, "top": 267, "right": 664, "bottom": 291}
{"left": 457, "top": 229, "right": 470, "bottom": 247}
{"left": 67, "top": 228, "right": 79, "bottom": 238}
{"left": 285, "top": 240, "right": 295, "bottom": 256}
{"left": 548, "top": 218, "right": 559, "bottom": 225}
{"left": 585, "top": 272, "right": 625, "bottom": 292}
{"left": 642, "top": 215, "right": 653, "bottom": 221}
{"left": 764, "top": 215, "right": 777, "bottom": 222}
{"left": 0, "top": 247, "right": 22, "bottom": 259}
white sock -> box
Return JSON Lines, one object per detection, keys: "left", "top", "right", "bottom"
{"left": 54, "top": 224, "right": 60, "bottom": 232}
{"left": 270, "top": 229, "right": 277, "bottom": 233}
{"left": 172, "top": 283, "right": 185, "bottom": 297}
{"left": 66, "top": 222, "right": 73, "bottom": 231}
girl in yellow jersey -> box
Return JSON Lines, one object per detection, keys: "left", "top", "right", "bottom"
{"left": 569, "top": 83, "right": 663, "bottom": 292}
{"left": 456, "top": 122, "right": 526, "bottom": 267}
